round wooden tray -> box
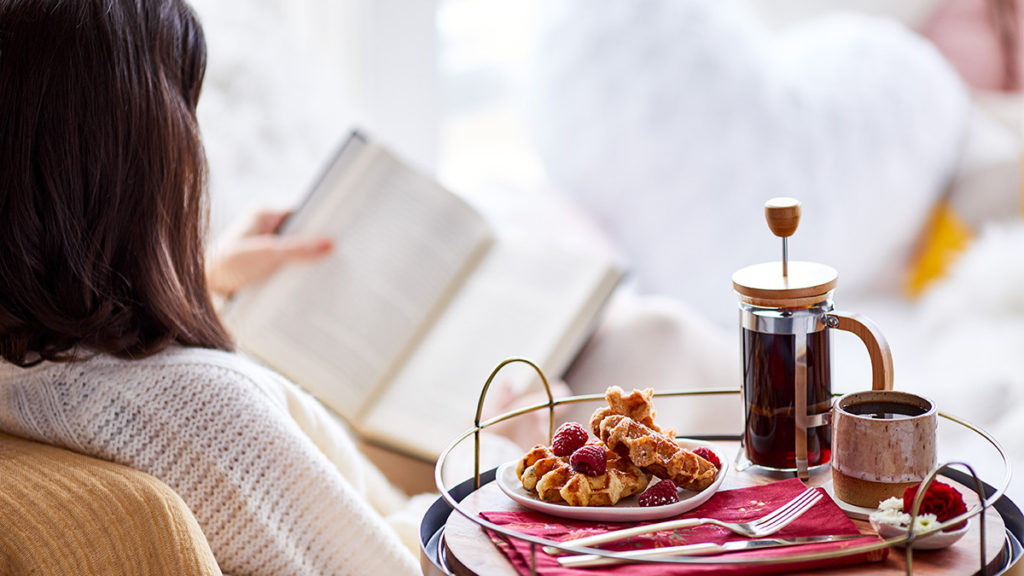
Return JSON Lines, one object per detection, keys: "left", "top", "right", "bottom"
{"left": 434, "top": 441, "right": 1008, "bottom": 576}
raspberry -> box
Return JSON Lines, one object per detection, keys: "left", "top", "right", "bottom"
{"left": 638, "top": 479, "right": 680, "bottom": 507}
{"left": 551, "top": 422, "right": 589, "bottom": 456}
{"left": 693, "top": 447, "right": 721, "bottom": 469}
{"left": 569, "top": 445, "right": 607, "bottom": 476}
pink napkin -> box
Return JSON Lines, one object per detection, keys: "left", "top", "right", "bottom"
{"left": 482, "top": 478, "right": 887, "bottom": 575}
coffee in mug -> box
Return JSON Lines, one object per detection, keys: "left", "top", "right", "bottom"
{"left": 831, "top": 390, "right": 938, "bottom": 508}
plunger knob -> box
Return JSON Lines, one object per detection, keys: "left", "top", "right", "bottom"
{"left": 764, "top": 197, "right": 801, "bottom": 279}
{"left": 764, "top": 197, "right": 801, "bottom": 238}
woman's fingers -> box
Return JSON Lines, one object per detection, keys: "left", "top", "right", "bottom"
{"left": 207, "top": 235, "right": 334, "bottom": 297}
{"left": 270, "top": 236, "right": 334, "bottom": 260}
{"left": 242, "top": 209, "right": 291, "bottom": 237}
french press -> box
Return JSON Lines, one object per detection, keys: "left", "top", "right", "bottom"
{"left": 732, "top": 198, "right": 894, "bottom": 480}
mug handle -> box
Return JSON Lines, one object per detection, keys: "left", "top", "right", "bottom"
{"left": 827, "top": 312, "right": 894, "bottom": 391}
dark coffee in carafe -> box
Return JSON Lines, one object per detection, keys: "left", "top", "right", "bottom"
{"left": 743, "top": 328, "right": 831, "bottom": 469}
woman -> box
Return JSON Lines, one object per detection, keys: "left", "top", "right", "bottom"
{"left": 0, "top": 1, "right": 420, "bottom": 574}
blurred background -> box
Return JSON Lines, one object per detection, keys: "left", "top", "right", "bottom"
{"left": 190, "top": 0, "right": 1023, "bottom": 499}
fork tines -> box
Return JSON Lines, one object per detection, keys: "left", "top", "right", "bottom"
{"left": 750, "top": 488, "right": 822, "bottom": 536}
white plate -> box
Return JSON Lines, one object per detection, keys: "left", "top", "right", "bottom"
{"left": 496, "top": 439, "right": 729, "bottom": 522}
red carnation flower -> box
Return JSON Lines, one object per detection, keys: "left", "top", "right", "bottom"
{"left": 902, "top": 481, "right": 968, "bottom": 531}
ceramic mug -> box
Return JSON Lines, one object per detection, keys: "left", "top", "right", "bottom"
{"left": 831, "top": 390, "right": 938, "bottom": 509}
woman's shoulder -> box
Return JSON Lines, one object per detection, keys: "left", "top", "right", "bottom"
{"left": 89, "top": 345, "right": 295, "bottom": 408}
{"left": 119, "top": 345, "right": 280, "bottom": 380}
{"left": 0, "top": 346, "right": 296, "bottom": 416}
{"left": 0, "top": 346, "right": 303, "bottom": 449}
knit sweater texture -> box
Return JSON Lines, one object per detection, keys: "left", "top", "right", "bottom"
{"left": 0, "top": 346, "right": 421, "bottom": 576}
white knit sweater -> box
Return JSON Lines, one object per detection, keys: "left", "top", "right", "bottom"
{"left": 0, "top": 346, "right": 422, "bottom": 576}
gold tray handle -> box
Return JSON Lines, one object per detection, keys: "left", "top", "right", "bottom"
{"left": 472, "top": 357, "right": 556, "bottom": 489}
{"left": 902, "top": 462, "right": 989, "bottom": 576}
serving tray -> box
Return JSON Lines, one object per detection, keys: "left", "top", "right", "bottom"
{"left": 426, "top": 442, "right": 1013, "bottom": 575}
{"left": 420, "top": 358, "right": 1020, "bottom": 575}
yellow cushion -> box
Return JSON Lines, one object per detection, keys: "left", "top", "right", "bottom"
{"left": 0, "top": 433, "right": 221, "bottom": 576}
{"left": 905, "top": 112, "right": 1024, "bottom": 297}
{"left": 904, "top": 198, "right": 973, "bottom": 298}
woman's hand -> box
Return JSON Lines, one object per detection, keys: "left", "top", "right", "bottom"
{"left": 206, "top": 209, "right": 334, "bottom": 298}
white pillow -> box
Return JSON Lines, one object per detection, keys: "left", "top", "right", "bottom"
{"left": 531, "top": 0, "right": 968, "bottom": 327}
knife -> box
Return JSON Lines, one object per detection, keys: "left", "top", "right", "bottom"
{"left": 557, "top": 534, "right": 867, "bottom": 568}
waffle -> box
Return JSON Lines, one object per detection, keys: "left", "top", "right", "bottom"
{"left": 516, "top": 442, "right": 650, "bottom": 506}
{"left": 596, "top": 414, "right": 718, "bottom": 491}
{"left": 588, "top": 386, "right": 674, "bottom": 438}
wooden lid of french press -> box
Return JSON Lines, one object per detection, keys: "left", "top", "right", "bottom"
{"left": 732, "top": 198, "right": 838, "bottom": 307}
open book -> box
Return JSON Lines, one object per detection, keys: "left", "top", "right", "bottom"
{"left": 224, "top": 132, "right": 623, "bottom": 461}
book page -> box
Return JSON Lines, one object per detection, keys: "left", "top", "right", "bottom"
{"left": 358, "top": 239, "right": 623, "bottom": 460}
{"left": 225, "top": 142, "right": 494, "bottom": 421}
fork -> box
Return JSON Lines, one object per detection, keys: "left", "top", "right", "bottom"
{"left": 544, "top": 487, "right": 822, "bottom": 556}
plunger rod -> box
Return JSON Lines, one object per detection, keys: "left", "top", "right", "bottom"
{"left": 783, "top": 237, "right": 789, "bottom": 278}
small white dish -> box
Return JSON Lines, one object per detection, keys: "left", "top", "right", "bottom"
{"left": 495, "top": 439, "right": 728, "bottom": 522}
{"left": 869, "top": 515, "right": 969, "bottom": 550}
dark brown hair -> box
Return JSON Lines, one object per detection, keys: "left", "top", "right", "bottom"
{"left": 0, "top": 0, "right": 233, "bottom": 365}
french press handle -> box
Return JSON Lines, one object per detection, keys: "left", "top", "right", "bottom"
{"left": 826, "top": 311, "right": 894, "bottom": 391}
